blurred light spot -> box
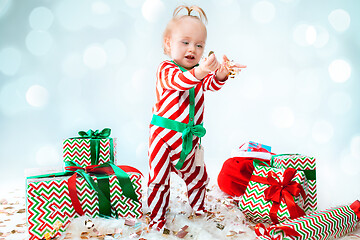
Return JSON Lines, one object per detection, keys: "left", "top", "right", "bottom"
{"left": 92, "top": 1, "right": 110, "bottom": 15}
{"left": 62, "top": 53, "right": 87, "bottom": 79}
{"left": 26, "top": 30, "right": 53, "bottom": 56}
{"left": 0, "top": 0, "right": 12, "bottom": 18}
{"left": 240, "top": 75, "right": 263, "bottom": 99}
{"left": 36, "top": 145, "right": 60, "bottom": 166}
{"left": 251, "top": 1, "right": 275, "bottom": 23}
{"left": 271, "top": 106, "right": 294, "bottom": 128}
{"left": 142, "top": 0, "right": 165, "bottom": 22}
{"left": 328, "top": 92, "right": 351, "bottom": 115}
{"left": 83, "top": 45, "right": 107, "bottom": 69}
{"left": 293, "top": 24, "right": 319, "bottom": 46}
{"left": 350, "top": 136, "right": 360, "bottom": 158}
{"left": 103, "top": 38, "right": 127, "bottom": 65}
{"left": 313, "top": 25, "right": 329, "bottom": 48}
{"left": 328, "top": 9, "right": 350, "bottom": 32}
{"left": 328, "top": 59, "right": 351, "bottom": 83}
{"left": 312, "top": 120, "right": 333, "bottom": 143}
{"left": 0, "top": 47, "right": 22, "bottom": 76}
{"left": 26, "top": 85, "right": 49, "bottom": 107}
{"left": 29, "top": 6, "right": 54, "bottom": 30}
{"left": 305, "top": 26, "right": 317, "bottom": 45}
{"left": 340, "top": 151, "right": 360, "bottom": 176}
{"left": 55, "top": 0, "right": 90, "bottom": 31}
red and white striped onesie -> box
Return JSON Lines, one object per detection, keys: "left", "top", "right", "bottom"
{"left": 148, "top": 60, "right": 226, "bottom": 230}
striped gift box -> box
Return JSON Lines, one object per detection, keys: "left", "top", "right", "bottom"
{"left": 271, "top": 154, "right": 317, "bottom": 213}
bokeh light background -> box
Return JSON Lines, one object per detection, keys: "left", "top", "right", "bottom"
{"left": 0, "top": 0, "right": 359, "bottom": 209}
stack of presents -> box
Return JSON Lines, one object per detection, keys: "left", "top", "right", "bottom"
{"left": 26, "top": 128, "right": 143, "bottom": 239}
{"left": 218, "top": 141, "right": 360, "bottom": 240}
{"left": 26, "top": 131, "right": 359, "bottom": 240}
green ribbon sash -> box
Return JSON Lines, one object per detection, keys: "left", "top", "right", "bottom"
{"left": 151, "top": 61, "right": 206, "bottom": 170}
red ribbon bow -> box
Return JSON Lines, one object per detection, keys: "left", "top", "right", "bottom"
{"left": 255, "top": 223, "right": 300, "bottom": 240}
{"left": 251, "top": 167, "right": 306, "bottom": 224}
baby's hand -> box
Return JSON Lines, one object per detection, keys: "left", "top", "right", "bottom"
{"left": 195, "top": 54, "right": 220, "bottom": 80}
{"left": 216, "top": 55, "right": 247, "bottom": 81}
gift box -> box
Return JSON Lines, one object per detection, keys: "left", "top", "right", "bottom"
{"left": 63, "top": 128, "right": 117, "bottom": 168}
{"left": 238, "top": 164, "right": 307, "bottom": 224}
{"left": 26, "top": 165, "right": 142, "bottom": 240}
{"left": 255, "top": 200, "right": 360, "bottom": 240}
{"left": 232, "top": 141, "right": 273, "bottom": 160}
{"left": 271, "top": 154, "right": 317, "bottom": 213}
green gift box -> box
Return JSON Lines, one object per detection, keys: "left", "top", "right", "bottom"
{"left": 63, "top": 128, "right": 117, "bottom": 169}
{"left": 26, "top": 164, "right": 142, "bottom": 240}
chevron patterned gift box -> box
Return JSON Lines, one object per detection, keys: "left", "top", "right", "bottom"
{"left": 239, "top": 164, "right": 307, "bottom": 224}
{"left": 271, "top": 154, "right": 317, "bottom": 213}
{"left": 256, "top": 200, "right": 360, "bottom": 240}
{"left": 63, "top": 128, "right": 117, "bottom": 168}
{"left": 26, "top": 170, "right": 142, "bottom": 240}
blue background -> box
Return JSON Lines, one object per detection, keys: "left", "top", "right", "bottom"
{"left": 0, "top": 0, "right": 359, "bottom": 209}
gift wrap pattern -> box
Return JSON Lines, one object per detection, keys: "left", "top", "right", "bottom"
{"left": 271, "top": 154, "right": 317, "bottom": 213}
{"left": 27, "top": 173, "right": 142, "bottom": 240}
{"left": 256, "top": 203, "right": 359, "bottom": 240}
{"left": 239, "top": 165, "right": 306, "bottom": 224}
{"left": 63, "top": 138, "right": 117, "bottom": 167}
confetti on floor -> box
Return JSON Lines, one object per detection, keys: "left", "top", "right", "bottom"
{"left": 2, "top": 174, "right": 360, "bottom": 240}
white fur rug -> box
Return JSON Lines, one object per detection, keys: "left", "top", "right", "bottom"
{"left": 1, "top": 173, "right": 359, "bottom": 240}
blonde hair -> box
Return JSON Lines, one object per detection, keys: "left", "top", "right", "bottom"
{"left": 163, "top": 5, "right": 208, "bottom": 55}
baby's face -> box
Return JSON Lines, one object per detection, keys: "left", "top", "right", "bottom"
{"left": 167, "top": 17, "right": 206, "bottom": 70}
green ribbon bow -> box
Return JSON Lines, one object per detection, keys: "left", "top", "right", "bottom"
{"left": 71, "top": 128, "right": 114, "bottom": 165}
{"left": 78, "top": 128, "right": 111, "bottom": 138}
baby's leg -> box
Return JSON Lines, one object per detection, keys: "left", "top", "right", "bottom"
{"left": 178, "top": 153, "right": 209, "bottom": 214}
{"left": 147, "top": 134, "right": 172, "bottom": 230}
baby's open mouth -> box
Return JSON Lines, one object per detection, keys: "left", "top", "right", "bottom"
{"left": 185, "top": 55, "right": 195, "bottom": 60}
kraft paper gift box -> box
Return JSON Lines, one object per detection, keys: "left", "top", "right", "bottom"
{"left": 26, "top": 165, "right": 142, "bottom": 240}
{"left": 255, "top": 200, "right": 360, "bottom": 240}
{"left": 271, "top": 154, "right": 317, "bottom": 213}
{"left": 63, "top": 128, "right": 117, "bottom": 169}
{"left": 238, "top": 164, "right": 307, "bottom": 224}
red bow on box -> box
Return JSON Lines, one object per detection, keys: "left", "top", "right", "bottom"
{"left": 251, "top": 167, "right": 306, "bottom": 224}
